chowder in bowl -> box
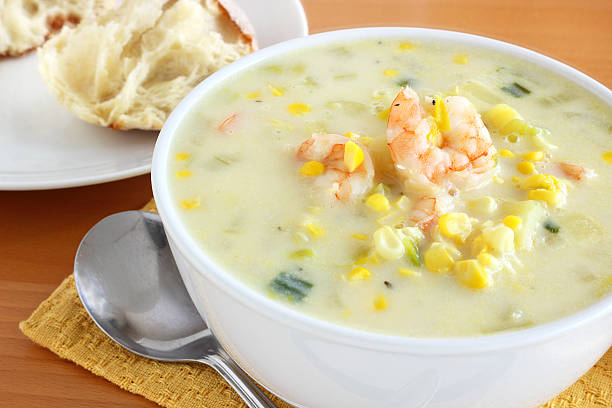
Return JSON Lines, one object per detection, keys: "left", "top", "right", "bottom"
{"left": 152, "top": 28, "right": 612, "bottom": 408}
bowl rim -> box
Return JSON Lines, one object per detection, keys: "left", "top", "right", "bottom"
{"left": 152, "top": 27, "right": 612, "bottom": 355}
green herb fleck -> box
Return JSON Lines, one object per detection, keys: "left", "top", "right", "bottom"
{"left": 269, "top": 272, "right": 313, "bottom": 302}
{"left": 396, "top": 78, "right": 415, "bottom": 88}
{"left": 544, "top": 220, "right": 560, "bottom": 233}
{"left": 501, "top": 82, "right": 531, "bottom": 98}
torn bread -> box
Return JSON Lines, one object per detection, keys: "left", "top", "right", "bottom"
{"left": 38, "top": 0, "right": 256, "bottom": 130}
{"left": 0, "top": 0, "right": 114, "bottom": 57}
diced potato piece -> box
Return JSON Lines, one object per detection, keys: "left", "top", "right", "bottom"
{"left": 455, "top": 259, "right": 489, "bottom": 289}
{"left": 482, "top": 224, "right": 515, "bottom": 254}
{"left": 373, "top": 226, "right": 405, "bottom": 260}
{"left": 502, "top": 200, "right": 547, "bottom": 250}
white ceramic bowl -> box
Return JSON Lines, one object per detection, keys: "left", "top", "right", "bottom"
{"left": 152, "top": 28, "right": 612, "bottom": 408}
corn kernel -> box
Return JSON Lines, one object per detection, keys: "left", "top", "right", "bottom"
{"left": 424, "top": 242, "right": 457, "bottom": 273}
{"left": 180, "top": 198, "right": 200, "bottom": 210}
{"left": 438, "top": 212, "right": 472, "bottom": 244}
{"left": 175, "top": 170, "right": 192, "bottom": 179}
{"left": 373, "top": 294, "right": 388, "bottom": 310}
{"left": 453, "top": 55, "right": 468, "bottom": 64}
{"left": 308, "top": 206, "right": 321, "bottom": 214}
{"left": 344, "top": 141, "right": 364, "bottom": 172}
{"left": 523, "top": 151, "right": 544, "bottom": 161}
{"left": 498, "top": 149, "right": 515, "bottom": 158}
{"left": 176, "top": 153, "right": 190, "bottom": 161}
{"left": 267, "top": 83, "right": 284, "bottom": 96}
{"left": 373, "top": 226, "right": 405, "bottom": 260}
{"left": 528, "top": 189, "right": 565, "bottom": 207}
{"left": 246, "top": 92, "right": 260, "bottom": 99}
{"left": 467, "top": 196, "right": 497, "bottom": 214}
{"left": 366, "top": 194, "right": 390, "bottom": 212}
{"left": 511, "top": 176, "right": 521, "bottom": 184}
{"left": 304, "top": 222, "right": 325, "bottom": 238}
{"left": 433, "top": 96, "right": 451, "bottom": 132}
{"left": 290, "top": 249, "right": 314, "bottom": 259}
{"left": 476, "top": 252, "right": 498, "bottom": 268}
{"left": 493, "top": 176, "right": 504, "bottom": 184}
{"left": 288, "top": 103, "right": 310, "bottom": 115}
{"left": 517, "top": 161, "right": 536, "bottom": 175}
{"left": 507, "top": 134, "right": 519, "bottom": 143}
{"left": 603, "top": 152, "right": 612, "bottom": 163}
{"left": 351, "top": 233, "right": 368, "bottom": 241}
{"left": 471, "top": 234, "right": 488, "bottom": 255}
{"left": 269, "top": 119, "right": 294, "bottom": 130}
{"left": 483, "top": 104, "right": 521, "bottom": 129}
{"left": 398, "top": 43, "right": 414, "bottom": 51}
{"left": 503, "top": 215, "right": 522, "bottom": 230}
{"left": 394, "top": 195, "right": 412, "bottom": 211}
{"left": 344, "top": 131, "right": 359, "bottom": 139}
{"left": 377, "top": 106, "right": 391, "bottom": 121}
{"left": 348, "top": 267, "right": 371, "bottom": 281}
{"left": 520, "top": 174, "right": 561, "bottom": 191}
{"left": 383, "top": 69, "right": 399, "bottom": 77}
{"left": 398, "top": 267, "right": 422, "bottom": 277}
{"left": 360, "top": 136, "right": 374, "bottom": 146}
{"left": 455, "top": 260, "right": 489, "bottom": 289}
{"left": 300, "top": 161, "right": 325, "bottom": 176}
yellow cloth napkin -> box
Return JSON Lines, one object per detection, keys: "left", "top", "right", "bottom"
{"left": 19, "top": 200, "right": 611, "bottom": 408}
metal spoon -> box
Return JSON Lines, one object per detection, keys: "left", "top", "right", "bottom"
{"left": 74, "top": 211, "right": 277, "bottom": 408}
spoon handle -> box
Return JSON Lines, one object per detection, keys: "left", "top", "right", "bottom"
{"left": 200, "top": 350, "right": 278, "bottom": 408}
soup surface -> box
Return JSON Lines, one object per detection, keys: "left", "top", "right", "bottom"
{"left": 168, "top": 38, "right": 612, "bottom": 337}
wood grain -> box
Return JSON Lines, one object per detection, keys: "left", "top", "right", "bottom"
{"left": 2, "top": 1, "right": 611, "bottom": 407}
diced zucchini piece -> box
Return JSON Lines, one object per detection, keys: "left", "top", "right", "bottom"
{"left": 269, "top": 272, "right": 313, "bottom": 302}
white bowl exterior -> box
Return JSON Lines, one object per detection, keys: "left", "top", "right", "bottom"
{"left": 153, "top": 28, "right": 612, "bottom": 408}
{"left": 169, "top": 235, "right": 612, "bottom": 408}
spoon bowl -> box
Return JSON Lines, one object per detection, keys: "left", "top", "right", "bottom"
{"left": 74, "top": 210, "right": 276, "bottom": 408}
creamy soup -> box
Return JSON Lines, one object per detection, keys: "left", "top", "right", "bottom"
{"left": 168, "top": 39, "right": 612, "bottom": 337}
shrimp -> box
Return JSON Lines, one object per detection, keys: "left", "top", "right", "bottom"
{"left": 297, "top": 133, "right": 374, "bottom": 202}
{"left": 558, "top": 162, "right": 595, "bottom": 181}
{"left": 386, "top": 87, "right": 498, "bottom": 194}
{"left": 410, "top": 194, "right": 452, "bottom": 231}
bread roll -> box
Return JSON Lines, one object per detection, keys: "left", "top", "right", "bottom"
{"left": 38, "top": 0, "right": 256, "bottom": 130}
{"left": 0, "top": 0, "right": 113, "bottom": 57}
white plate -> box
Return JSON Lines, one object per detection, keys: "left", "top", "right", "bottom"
{"left": 0, "top": 0, "right": 308, "bottom": 190}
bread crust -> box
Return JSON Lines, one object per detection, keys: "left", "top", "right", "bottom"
{"left": 217, "top": 0, "right": 257, "bottom": 51}
{"left": 0, "top": 0, "right": 115, "bottom": 57}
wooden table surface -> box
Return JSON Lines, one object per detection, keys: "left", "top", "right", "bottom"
{"left": 2, "top": 1, "right": 611, "bottom": 407}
